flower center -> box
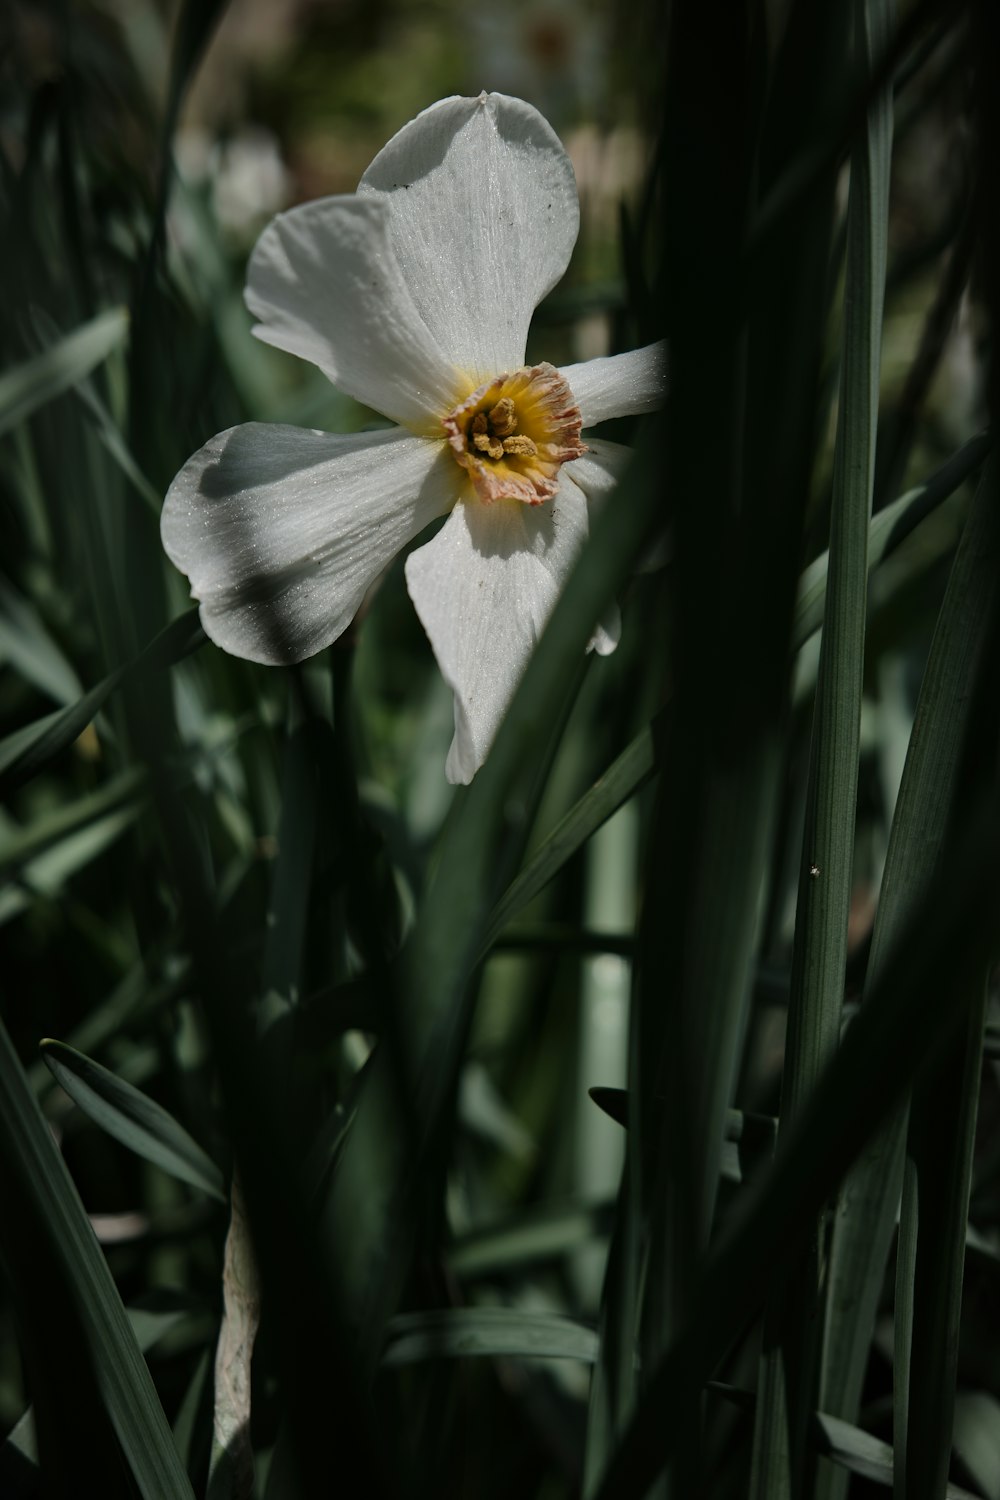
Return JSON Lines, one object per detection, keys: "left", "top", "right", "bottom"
{"left": 469, "top": 398, "right": 538, "bottom": 461}
{"left": 443, "top": 363, "right": 586, "bottom": 505}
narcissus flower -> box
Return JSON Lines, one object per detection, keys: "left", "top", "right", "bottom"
{"left": 162, "top": 93, "right": 665, "bottom": 783}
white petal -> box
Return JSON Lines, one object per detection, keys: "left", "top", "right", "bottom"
{"left": 359, "top": 93, "right": 579, "bottom": 385}
{"left": 245, "top": 196, "right": 464, "bottom": 432}
{"left": 162, "top": 425, "right": 457, "bottom": 665}
{"left": 590, "top": 607, "right": 621, "bottom": 657}
{"left": 564, "top": 437, "right": 632, "bottom": 510}
{"left": 405, "top": 478, "right": 591, "bottom": 783}
{"left": 561, "top": 341, "right": 667, "bottom": 427}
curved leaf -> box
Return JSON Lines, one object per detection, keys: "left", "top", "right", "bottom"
{"left": 383, "top": 1308, "right": 599, "bottom": 1367}
{"left": 42, "top": 1039, "right": 226, "bottom": 1203}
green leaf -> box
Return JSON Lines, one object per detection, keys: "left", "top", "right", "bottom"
{"left": 0, "top": 308, "right": 128, "bottom": 438}
{"left": 792, "top": 431, "right": 990, "bottom": 651}
{"left": 382, "top": 1308, "right": 599, "bottom": 1367}
{"left": 0, "top": 576, "right": 83, "bottom": 706}
{"left": 711, "top": 1387, "right": 983, "bottom": 1496}
{"left": 750, "top": 0, "right": 893, "bottom": 1490}
{"left": 28, "top": 306, "right": 162, "bottom": 517}
{"left": 902, "top": 977, "right": 989, "bottom": 1500}
{"left": 452, "top": 433, "right": 985, "bottom": 962}
{"left": 0, "top": 1018, "right": 196, "bottom": 1499}
{"left": 0, "top": 607, "right": 205, "bottom": 793}
{"left": 1, "top": 1303, "right": 188, "bottom": 1477}
{"left": 813, "top": 1412, "right": 983, "bottom": 1498}
{"left": 589, "top": 774, "right": 1000, "bottom": 1500}
{"left": 41, "top": 1040, "right": 226, "bottom": 1203}
{"left": 0, "top": 768, "right": 145, "bottom": 885}
{"left": 480, "top": 721, "right": 658, "bottom": 955}
{"left": 953, "top": 1392, "right": 1000, "bottom": 1500}
{"left": 0, "top": 803, "right": 143, "bottom": 927}
{"left": 448, "top": 1199, "right": 616, "bottom": 1280}
{"left": 817, "top": 453, "right": 1000, "bottom": 1500}
{"left": 261, "top": 694, "right": 323, "bottom": 1010}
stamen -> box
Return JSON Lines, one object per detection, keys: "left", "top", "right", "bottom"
{"left": 489, "top": 397, "right": 518, "bottom": 437}
{"left": 442, "top": 363, "right": 585, "bottom": 505}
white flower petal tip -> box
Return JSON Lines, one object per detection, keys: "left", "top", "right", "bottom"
{"left": 443, "top": 363, "right": 585, "bottom": 505}
{"left": 405, "top": 477, "right": 593, "bottom": 784}
{"left": 589, "top": 607, "right": 622, "bottom": 657}
{"left": 359, "top": 93, "right": 580, "bottom": 382}
{"left": 561, "top": 340, "right": 668, "bottom": 428}
{"left": 161, "top": 424, "right": 457, "bottom": 667}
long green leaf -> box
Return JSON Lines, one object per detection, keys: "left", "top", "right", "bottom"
{"left": 448, "top": 1200, "right": 616, "bottom": 1280}
{"left": 0, "top": 607, "right": 204, "bottom": 792}
{"left": 0, "top": 769, "right": 145, "bottom": 884}
{"left": 0, "top": 308, "right": 128, "bottom": 438}
{"left": 480, "top": 721, "right": 658, "bottom": 954}
{"left": 903, "top": 978, "right": 989, "bottom": 1500}
{"left": 792, "top": 430, "right": 990, "bottom": 649}
{"left": 589, "top": 775, "right": 1000, "bottom": 1499}
{"left": 813, "top": 1413, "right": 982, "bottom": 1497}
{"left": 0, "top": 576, "right": 83, "bottom": 706}
{"left": 456, "top": 434, "right": 986, "bottom": 975}
{"left": 382, "top": 1308, "right": 599, "bottom": 1366}
{"left": 750, "top": 0, "right": 892, "bottom": 1490}
{"left": 710, "top": 1388, "right": 983, "bottom": 1496}
{"left": 42, "top": 1039, "right": 226, "bottom": 1202}
{"left": 1, "top": 1304, "right": 189, "bottom": 1484}
{"left": 0, "top": 1018, "right": 196, "bottom": 1499}
{"left": 818, "top": 453, "right": 1000, "bottom": 1500}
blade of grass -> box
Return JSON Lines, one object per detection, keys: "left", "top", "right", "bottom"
{"left": 447, "top": 1200, "right": 616, "bottom": 1280}
{"left": 902, "top": 974, "right": 990, "bottom": 1500}
{"left": 0, "top": 806, "right": 142, "bottom": 926}
{"left": 590, "top": 776, "right": 1000, "bottom": 1500}
{"left": 480, "top": 719, "right": 659, "bottom": 954}
{"left": 41, "top": 1039, "right": 226, "bottom": 1202}
{"left": 0, "top": 606, "right": 204, "bottom": 792}
{"left": 0, "top": 575, "right": 83, "bottom": 706}
{"left": 3, "top": 1302, "right": 192, "bottom": 1477}
{"left": 793, "top": 431, "right": 990, "bottom": 649}
{"left": 892, "top": 1156, "right": 919, "bottom": 1498}
{"left": 750, "top": 0, "right": 892, "bottom": 1489}
{"left": 382, "top": 1309, "right": 599, "bottom": 1366}
{"left": 0, "top": 1017, "right": 196, "bottom": 1499}
{"left": 0, "top": 769, "right": 145, "bottom": 883}
{"left": 710, "top": 1387, "right": 984, "bottom": 1496}
{"left": 814, "top": 1412, "right": 982, "bottom": 1497}
{"left": 475, "top": 434, "right": 984, "bottom": 955}
{"left": 0, "top": 307, "right": 127, "bottom": 438}
{"left": 817, "top": 455, "right": 1000, "bottom": 1500}
{"left": 632, "top": 0, "right": 852, "bottom": 1483}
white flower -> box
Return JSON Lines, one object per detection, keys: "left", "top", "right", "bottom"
{"left": 161, "top": 93, "right": 665, "bottom": 784}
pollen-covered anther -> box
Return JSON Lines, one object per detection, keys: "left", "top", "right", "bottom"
{"left": 443, "top": 362, "right": 586, "bottom": 506}
{"left": 489, "top": 397, "right": 518, "bottom": 437}
{"left": 501, "top": 434, "right": 538, "bottom": 456}
{"left": 471, "top": 412, "right": 505, "bottom": 459}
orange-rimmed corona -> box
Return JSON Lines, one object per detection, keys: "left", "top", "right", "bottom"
{"left": 443, "top": 363, "right": 586, "bottom": 505}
